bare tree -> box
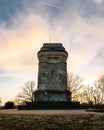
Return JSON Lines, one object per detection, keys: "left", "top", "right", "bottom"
{"left": 94, "top": 75, "right": 104, "bottom": 105}
{"left": 0, "top": 98, "right": 2, "bottom": 107}
{"left": 15, "top": 81, "right": 35, "bottom": 105}
{"left": 83, "top": 74, "right": 104, "bottom": 105}
{"left": 83, "top": 85, "right": 95, "bottom": 105}
{"left": 67, "top": 73, "right": 84, "bottom": 101}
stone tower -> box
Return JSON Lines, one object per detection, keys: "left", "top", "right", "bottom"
{"left": 18, "top": 43, "right": 80, "bottom": 110}
{"left": 34, "top": 43, "right": 71, "bottom": 102}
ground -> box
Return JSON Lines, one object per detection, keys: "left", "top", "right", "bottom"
{"left": 0, "top": 109, "right": 104, "bottom": 115}
{"left": 0, "top": 109, "right": 104, "bottom": 130}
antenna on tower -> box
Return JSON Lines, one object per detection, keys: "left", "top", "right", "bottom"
{"left": 50, "top": 34, "right": 51, "bottom": 43}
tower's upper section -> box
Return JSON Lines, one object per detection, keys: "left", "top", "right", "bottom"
{"left": 38, "top": 43, "right": 68, "bottom": 54}
{"left": 38, "top": 43, "right": 68, "bottom": 60}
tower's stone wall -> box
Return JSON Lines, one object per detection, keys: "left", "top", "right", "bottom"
{"left": 38, "top": 51, "right": 68, "bottom": 91}
{"left": 34, "top": 43, "right": 71, "bottom": 102}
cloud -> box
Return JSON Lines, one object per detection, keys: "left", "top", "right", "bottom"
{"left": 0, "top": 11, "right": 50, "bottom": 69}
{"left": 0, "top": 76, "right": 14, "bottom": 83}
{"left": 93, "top": 0, "right": 104, "bottom": 4}
{"left": 92, "top": 47, "right": 104, "bottom": 66}
{"left": 0, "top": 0, "right": 22, "bottom": 22}
{"left": 0, "top": 0, "right": 104, "bottom": 75}
{"left": 0, "top": 68, "right": 5, "bottom": 75}
{"left": 48, "top": 4, "right": 104, "bottom": 84}
{"left": 42, "top": 2, "right": 60, "bottom": 9}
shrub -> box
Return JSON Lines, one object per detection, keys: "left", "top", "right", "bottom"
{"left": 4, "top": 101, "right": 14, "bottom": 109}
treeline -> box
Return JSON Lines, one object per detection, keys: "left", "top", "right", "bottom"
{"left": 0, "top": 74, "right": 104, "bottom": 108}
{"left": 67, "top": 73, "right": 104, "bottom": 106}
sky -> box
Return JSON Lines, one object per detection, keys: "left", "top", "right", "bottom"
{"left": 0, "top": 0, "right": 104, "bottom": 104}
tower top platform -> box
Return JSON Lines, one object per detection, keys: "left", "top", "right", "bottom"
{"left": 38, "top": 43, "right": 67, "bottom": 53}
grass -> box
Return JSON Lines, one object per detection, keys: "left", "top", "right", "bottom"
{"left": 0, "top": 114, "right": 104, "bottom": 130}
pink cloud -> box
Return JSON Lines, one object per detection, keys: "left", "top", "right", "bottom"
{"left": 0, "top": 12, "right": 50, "bottom": 69}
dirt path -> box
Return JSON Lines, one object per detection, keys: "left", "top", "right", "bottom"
{"left": 0, "top": 109, "right": 103, "bottom": 115}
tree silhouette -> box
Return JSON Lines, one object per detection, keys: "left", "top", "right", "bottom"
{"left": 15, "top": 81, "right": 35, "bottom": 105}
{"left": 67, "top": 73, "right": 84, "bottom": 101}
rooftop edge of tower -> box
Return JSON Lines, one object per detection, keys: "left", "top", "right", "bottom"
{"left": 38, "top": 43, "right": 68, "bottom": 55}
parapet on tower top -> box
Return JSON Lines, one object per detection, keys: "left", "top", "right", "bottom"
{"left": 38, "top": 43, "right": 67, "bottom": 54}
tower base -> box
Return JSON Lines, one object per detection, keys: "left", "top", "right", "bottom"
{"left": 34, "top": 90, "right": 71, "bottom": 102}
{"left": 18, "top": 90, "right": 81, "bottom": 110}
{"left": 18, "top": 101, "right": 80, "bottom": 110}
